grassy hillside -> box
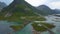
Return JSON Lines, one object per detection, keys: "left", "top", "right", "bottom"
{"left": 0, "top": 0, "right": 46, "bottom": 31}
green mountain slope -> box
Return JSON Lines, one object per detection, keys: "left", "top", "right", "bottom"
{"left": 0, "top": 0, "right": 42, "bottom": 23}
{"left": 1, "top": 0, "right": 36, "bottom": 16}
{"left": 0, "top": 0, "right": 46, "bottom": 31}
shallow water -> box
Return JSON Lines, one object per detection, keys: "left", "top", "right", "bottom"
{"left": 12, "top": 16, "right": 60, "bottom": 34}
{"left": 12, "top": 23, "right": 33, "bottom": 34}
{"left": 41, "top": 16, "right": 60, "bottom": 34}
{"left": 0, "top": 16, "right": 60, "bottom": 34}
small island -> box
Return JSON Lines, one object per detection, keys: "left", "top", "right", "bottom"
{"left": 10, "top": 25, "right": 24, "bottom": 31}
{"left": 31, "top": 22, "right": 55, "bottom": 34}
{"left": 9, "top": 16, "right": 46, "bottom": 31}
{"left": 0, "top": 0, "right": 46, "bottom": 32}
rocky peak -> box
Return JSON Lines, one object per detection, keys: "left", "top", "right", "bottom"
{"left": 37, "top": 5, "right": 51, "bottom": 10}
{"left": 14, "top": 0, "right": 25, "bottom": 4}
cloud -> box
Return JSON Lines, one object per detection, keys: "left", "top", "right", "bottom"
{"left": 25, "top": 0, "right": 60, "bottom": 9}
{"left": 47, "top": 2, "right": 60, "bottom": 9}
{"left": 25, "top": 0, "right": 47, "bottom": 7}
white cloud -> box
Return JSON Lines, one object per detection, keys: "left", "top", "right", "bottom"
{"left": 1, "top": 0, "right": 60, "bottom": 9}
{"left": 25, "top": 0, "right": 47, "bottom": 7}
{"left": 47, "top": 2, "right": 60, "bottom": 9}
{"left": 25, "top": 0, "right": 60, "bottom": 9}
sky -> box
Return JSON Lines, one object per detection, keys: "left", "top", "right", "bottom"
{"left": 0, "top": 0, "right": 60, "bottom": 9}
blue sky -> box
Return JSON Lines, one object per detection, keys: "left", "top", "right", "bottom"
{"left": 0, "top": 0, "right": 60, "bottom": 9}
{"left": 0, "top": 0, "right": 13, "bottom": 5}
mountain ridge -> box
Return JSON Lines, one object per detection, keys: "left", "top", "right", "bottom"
{"left": 0, "top": 2, "right": 7, "bottom": 11}
{"left": 36, "top": 5, "right": 60, "bottom": 15}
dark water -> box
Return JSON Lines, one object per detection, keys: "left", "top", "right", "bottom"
{"left": 0, "top": 21, "right": 13, "bottom": 34}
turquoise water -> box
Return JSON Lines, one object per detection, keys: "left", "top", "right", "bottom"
{"left": 12, "top": 23, "right": 33, "bottom": 34}
{"left": 12, "top": 16, "right": 60, "bottom": 34}
{"left": 0, "top": 16, "right": 60, "bottom": 34}
{"left": 0, "top": 21, "right": 33, "bottom": 34}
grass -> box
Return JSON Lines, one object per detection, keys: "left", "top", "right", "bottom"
{"left": 10, "top": 25, "right": 24, "bottom": 31}
{"left": 0, "top": 13, "right": 47, "bottom": 31}
{"left": 0, "top": 15, "right": 46, "bottom": 23}
{"left": 32, "top": 22, "right": 55, "bottom": 32}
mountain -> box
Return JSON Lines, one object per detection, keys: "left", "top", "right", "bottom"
{"left": 0, "top": 0, "right": 49, "bottom": 31}
{"left": 0, "top": 2, "right": 7, "bottom": 11}
{"left": 52, "top": 9, "right": 60, "bottom": 14}
{"left": 37, "top": 5, "right": 60, "bottom": 15}
{"left": 1, "top": 0, "right": 41, "bottom": 16}
{"left": 0, "top": 0, "right": 43, "bottom": 24}
{"left": 36, "top": 5, "right": 53, "bottom": 15}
